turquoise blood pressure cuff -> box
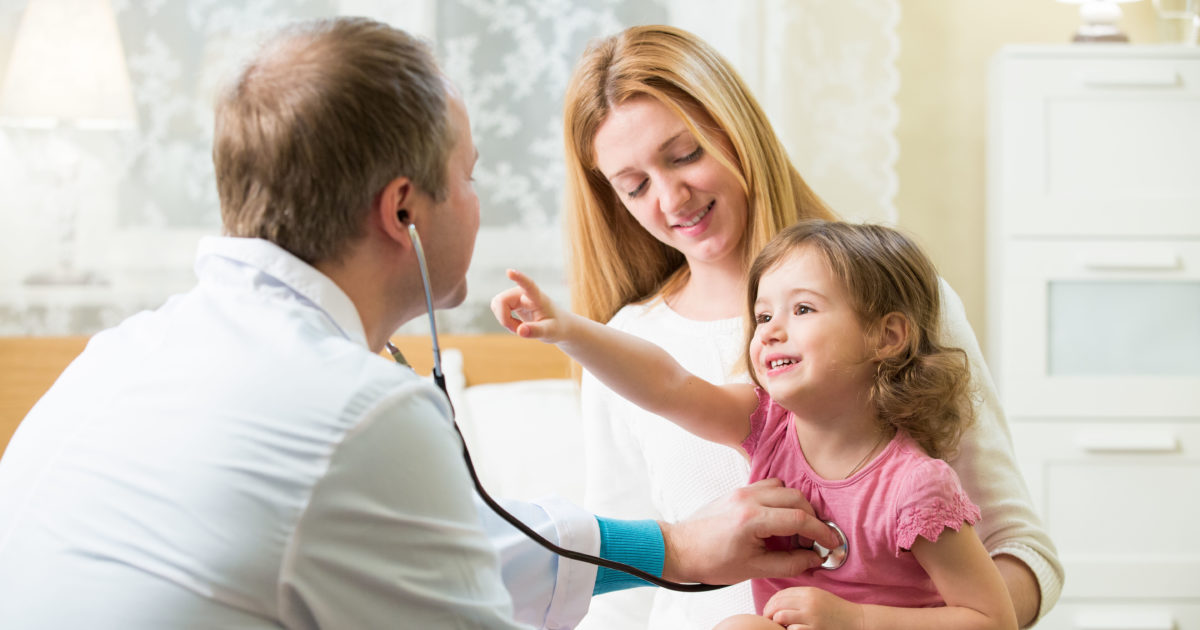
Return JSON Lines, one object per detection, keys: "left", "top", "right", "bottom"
{"left": 592, "top": 517, "right": 665, "bottom": 594}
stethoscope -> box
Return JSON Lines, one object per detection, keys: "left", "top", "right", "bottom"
{"left": 386, "top": 224, "right": 849, "bottom": 593}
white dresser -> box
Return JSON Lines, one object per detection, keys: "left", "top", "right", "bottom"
{"left": 987, "top": 46, "right": 1200, "bottom": 629}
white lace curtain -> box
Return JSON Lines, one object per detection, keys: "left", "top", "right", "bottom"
{"left": 0, "top": 0, "right": 898, "bottom": 335}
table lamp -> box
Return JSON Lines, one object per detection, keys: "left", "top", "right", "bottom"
{"left": 0, "top": 0, "right": 137, "bottom": 285}
{"left": 1058, "top": 0, "right": 1143, "bottom": 42}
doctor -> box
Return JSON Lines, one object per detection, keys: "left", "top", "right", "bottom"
{"left": 0, "top": 17, "right": 838, "bottom": 629}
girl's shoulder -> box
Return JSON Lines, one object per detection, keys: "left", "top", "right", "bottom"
{"left": 888, "top": 434, "right": 975, "bottom": 502}
{"left": 885, "top": 433, "right": 962, "bottom": 488}
{"left": 748, "top": 387, "right": 787, "bottom": 425}
{"left": 743, "top": 387, "right": 785, "bottom": 456}
{"left": 888, "top": 433, "right": 982, "bottom": 548}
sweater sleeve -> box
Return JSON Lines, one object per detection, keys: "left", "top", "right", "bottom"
{"left": 937, "top": 278, "right": 1064, "bottom": 622}
{"left": 593, "top": 517, "right": 665, "bottom": 594}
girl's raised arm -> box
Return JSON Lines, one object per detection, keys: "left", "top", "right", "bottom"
{"left": 492, "top": 269, "right": 757, "bottom": 449}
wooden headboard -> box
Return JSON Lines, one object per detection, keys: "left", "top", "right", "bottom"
{"left": 0, "top": 334, "right": 571, "bottom": 458}
{"left": 389, "top": 334, "right": 572, "bottom": 385}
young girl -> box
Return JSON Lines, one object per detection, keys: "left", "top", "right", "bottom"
{"left": 492, "top": 220, "right": 1018, "bottom": 630}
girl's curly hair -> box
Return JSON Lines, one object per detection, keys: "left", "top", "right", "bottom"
{"left": 743, "top": 220, "right": 973, "bottom": 460}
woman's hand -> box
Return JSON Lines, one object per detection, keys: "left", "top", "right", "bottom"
{"left": 490, "top": 269, "right": 573, "bottom": 343}
{"left": 762, "top": 586, "right": 865, "bottom": 630}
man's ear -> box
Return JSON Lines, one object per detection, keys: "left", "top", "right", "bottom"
{"left": 375, "top": 176, "right": 419, "bottom": 245}
{"left": 874, "top": 312, "right": 910, "bottom": 361}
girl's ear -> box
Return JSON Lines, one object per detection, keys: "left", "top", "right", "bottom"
{"left": 874, "top": 312, "right": 910, "bottom": 361}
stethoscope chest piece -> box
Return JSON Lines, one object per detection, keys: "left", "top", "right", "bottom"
{"left": 812, "top": 520, "right": 849, "bottom": 570}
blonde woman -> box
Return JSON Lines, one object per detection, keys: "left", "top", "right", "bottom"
{"left": 561, "top": 25, "right": 1062, "bottom": 629}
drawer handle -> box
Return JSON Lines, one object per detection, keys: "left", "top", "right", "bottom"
{"left": 1080, "top": 252, "right": 1181, "bottom": 272}
{"left": 1081, "top": 71, "right": 1181, "bottom": 88}
{"left": 1076, "top": 431, "right": 1179, "bottom": 453}
{"left": 1073, "top": 610, "right": 1175, "bottom": 630}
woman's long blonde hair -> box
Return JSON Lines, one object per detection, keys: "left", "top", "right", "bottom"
{"left": 745, "top": 220, "right": 974, "bottom": 460}
{"left": 563, "top": 25, "right": 834, "bottom": 324}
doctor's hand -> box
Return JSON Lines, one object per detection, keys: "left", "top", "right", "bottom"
{"left": 491, "top": 269, "right": 578, "bottom": 343}
{"left": 659, "top": 478, "right": 841, "bottom": 586}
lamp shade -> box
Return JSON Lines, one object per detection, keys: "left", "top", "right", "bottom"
{"left": 0, "top": 0, "right": 137, "bottom": 128}
{"left": 1057, "top": 0, "right": 1143, "bottom": 41}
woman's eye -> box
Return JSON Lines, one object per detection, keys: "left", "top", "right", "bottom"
{"left": 676, "top": 146, "right": 703, "bottom": 164}
{"left": 793, "top": 304, "right": 813, "bottom": 315}
{"left": 626, "top": 178, "right": 648, "bottom": 199}
{"left": 754, "top": 313, "right": 771, "bottom": 325}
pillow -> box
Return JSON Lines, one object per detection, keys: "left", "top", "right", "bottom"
{"left": 459, "top": 379, "right": 586, "bottom": 505}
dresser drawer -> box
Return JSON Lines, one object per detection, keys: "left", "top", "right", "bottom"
{"left": 994, "top": 238, "right": 1200, "bottom": 418}
{"left": 989, "top": 48, "right": 1200, "bottom": 237}
{"left": 998, "top": 54, "right": 1200, "bottom": 98}
{"left": 1010, "top": 420, "right": 1200, "bottom": 600}
{"left": 1036, "top": 600, "right": 1200, "bottom": 630}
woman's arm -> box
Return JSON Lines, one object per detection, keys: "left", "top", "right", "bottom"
{"left": 761, "top": 526, "right": 1017, "bottom": 630}
{"left": 493, "top": 269, "right": 757, "bottom": 448}
{"left": 993, "top": 554, "right": 1041, "bottom": 628}
{"left": 936, "top": 278, "right": 1063, "bottom": 626}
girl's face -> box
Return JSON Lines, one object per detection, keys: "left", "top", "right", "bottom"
{"left": 592, "top": 97, "right": 748, "bottom": 272}
{"left": 749, "top": 245, "right": 877, "bottom": 412}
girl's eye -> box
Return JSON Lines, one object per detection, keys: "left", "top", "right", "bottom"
{"left": 754, "top": 313, "right": 771, "bottom": 325}
{"left": 626, "top": 178, "right": 649, "bottom": 199}
{"left": 676, "top": 146, "right": 703, "bottom": 164}
{"left": 793, "top": 304, "right": 813, "bottom": 316}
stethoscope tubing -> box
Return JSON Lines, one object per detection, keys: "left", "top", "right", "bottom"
{"left": 396, "top": 224, "right": 724, "bottom": 592}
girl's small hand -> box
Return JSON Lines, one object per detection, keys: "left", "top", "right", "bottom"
{"left": 762, "top": 586, "right": 864, "bottom": 630}
{"left": 490, "top": 269, "right": 567, "bottom": 342}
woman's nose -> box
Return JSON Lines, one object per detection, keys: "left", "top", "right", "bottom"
{"left": 657, "top": 173, "right": 692, "bottom": 214}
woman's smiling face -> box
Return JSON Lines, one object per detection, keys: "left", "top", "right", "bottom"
{"left": 592, "top": 97, "right": 748, "bottom": 272}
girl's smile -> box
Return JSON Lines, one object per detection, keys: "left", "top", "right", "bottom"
{"left": 762, "top": 354, "right": 801, "bottom": 377}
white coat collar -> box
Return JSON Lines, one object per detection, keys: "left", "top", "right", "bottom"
{"left": 194, "top": 236, "right": 369, "bottom": 348}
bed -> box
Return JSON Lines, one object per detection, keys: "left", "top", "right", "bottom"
{"left": 0, "top": 334, "right": 587, "bottom": 504}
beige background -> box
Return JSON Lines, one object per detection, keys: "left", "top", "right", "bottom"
{"left": 895, "top": 0, "right": 1160, "bottom": 352}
